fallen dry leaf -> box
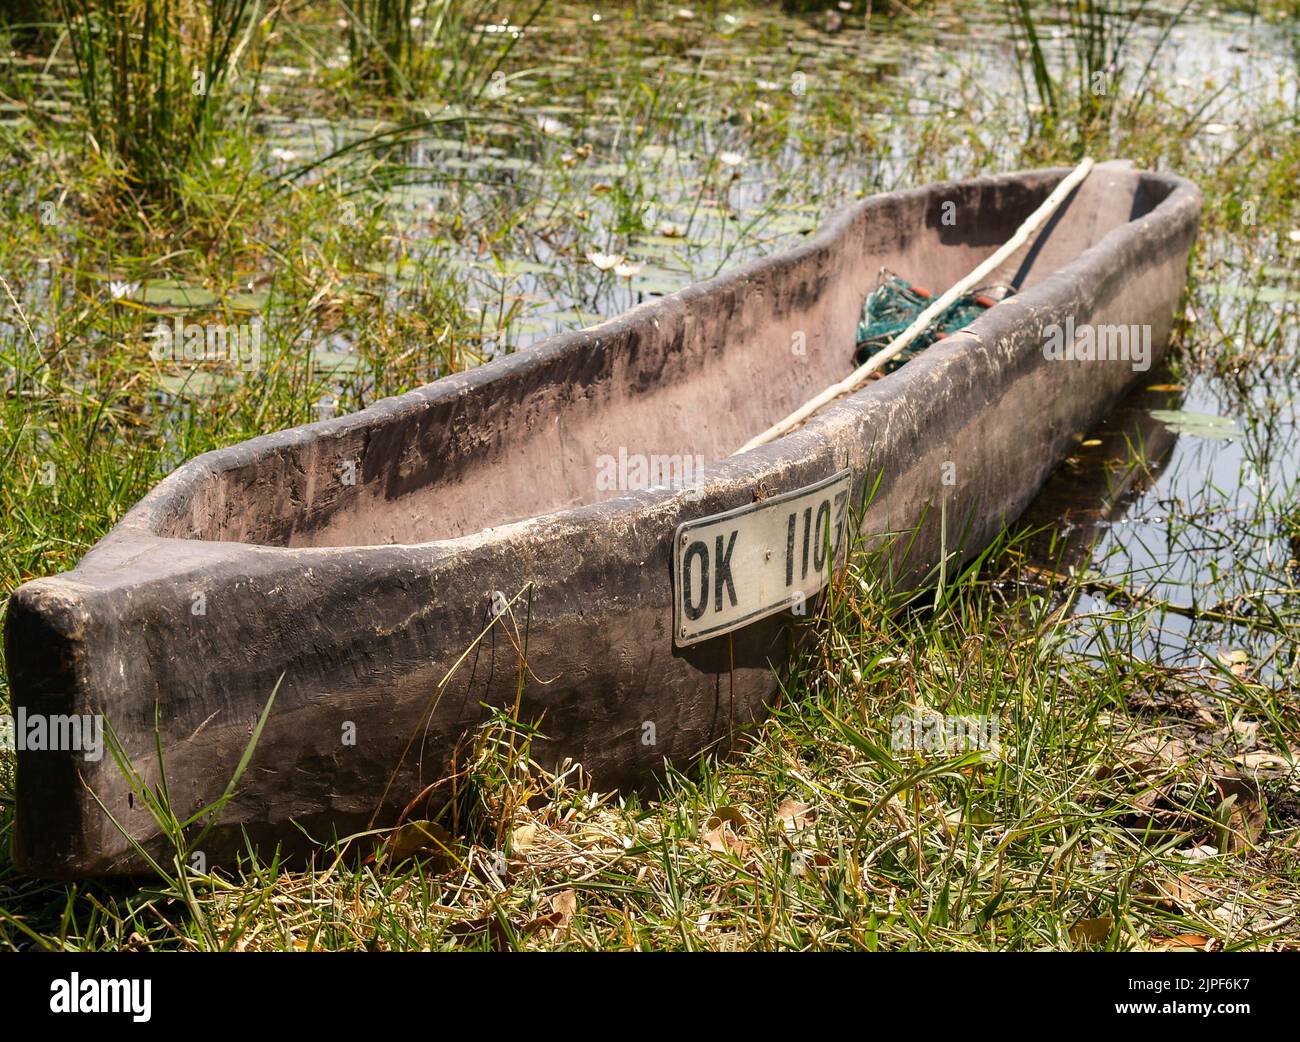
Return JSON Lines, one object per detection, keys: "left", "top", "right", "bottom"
{"left": 549, "top": 889, "right": 577, "bottom": 927}
{"left": 776, "top": 799, "right": 815, "bottom": 832}
{"left": 1139, "top": 873, "right": 1214, "bottom": 913}
{"left": 1225, "top": 717, "right": 1259, "bottom": 749}
{"left": 708, "top": 805, "right": 748, "bottom": 829}
{"left": 525, "top": 889, "right": 578, "bottom": 935}
{"left": 1070, "top": 916, "right": 1114, "bottom": 947}
{"left": 701, "top": 807, "right": 751, "bottom": 856}
{"left": 1124, "top": 731, "right": 1193, "bottom": 769}
{"left": 1232, "top": 750, "right": 1292, "bottom": 770}
{"left": 701, "top": 823, "right": 750, "bottom": 857}
{"left": 1151, "top": 933, "right": 1211, "bottom": 950}
{"left": 382, "top": 819, "right": 456, "bottom": 868}
{"left": 1213, "top": 774, "right": 1267, "bottom": 851}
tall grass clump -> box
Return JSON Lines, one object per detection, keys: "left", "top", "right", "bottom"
{"left": 1004, "top": 0, "right": 1192, "bottom": 153}
{"left": 342, "top": 0, "right": 545, "bottom": 103}
{"left": 344, "top": 0, "right": 413, "bottom": 91}
{"left": 58, "top": 0, "right": 268, "bottom": 202}
{"left": 0, "top": 1, "right": 60, "bottom": 48}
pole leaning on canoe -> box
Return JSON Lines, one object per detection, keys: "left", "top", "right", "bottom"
{"left": 734, "top": 157, "right": 1096, "bottom": 455}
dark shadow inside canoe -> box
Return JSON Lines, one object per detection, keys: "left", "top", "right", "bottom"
{"left": 153, "top": 167, "right": 1177, "bottom": 548}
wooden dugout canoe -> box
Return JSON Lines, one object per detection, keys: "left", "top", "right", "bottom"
{"left": 6, "top": 162, "right": 1200, "bottom": 877}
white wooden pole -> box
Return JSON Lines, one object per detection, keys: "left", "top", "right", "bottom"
{"left": 734, "top": 158, "right": 1095, "bottom": 455}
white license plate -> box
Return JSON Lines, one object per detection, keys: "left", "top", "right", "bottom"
{"left": 672, "top": 469, "right": 853, "bottom": 647}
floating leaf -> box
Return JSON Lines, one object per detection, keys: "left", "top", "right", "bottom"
{"left": 1148, "top": 409, "right": 1241, "bottom": 440}
{"left": 313, "top": 350, "right": 364, "bottom": 374}
{"left": 1202, "top": 281, "right": 1300, "bottom": 304}
{"left": 155, "top": 371, "right": 233, "bottom": 397}
{"left": 139, "top": 280, "right": 218, "bottom": 308}
{"left": 489, "top": 258, "right": 552, "bottom": 277}
{"left": 226, "top": 291, "right": 270, "bottom": 312}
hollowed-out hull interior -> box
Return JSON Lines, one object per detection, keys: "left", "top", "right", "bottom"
{"left": 155, "top": 168, "right": 1172, "bottom": 548}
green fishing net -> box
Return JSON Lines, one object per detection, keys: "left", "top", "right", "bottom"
{"left": 854, "top": 271, "right": 1008, "bottom": 370}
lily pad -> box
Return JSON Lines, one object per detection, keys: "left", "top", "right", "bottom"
{"left": 313, "top": 350, "right": 365, "bottom": 374}
{"left": 155, "top": 371, "right": 234, "bottom": 397}
{"left": 1148, "top": 409, "right": 1242, "bottom": 440}
{"left": 139, "top": 281, "right": 219, "bottom": 309}
{"left": 226, "top": 291, "right": 270, "bottom": 312}
{"left": 1202, "top": 281, "right": 1300, "bottom": 304}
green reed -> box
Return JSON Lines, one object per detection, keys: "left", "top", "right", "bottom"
{"left": 58, "top": 0, "right": 269, "bottom": 202}
{"left": 1005, "top": 0, "right": 1194, "bottom": 153}
{"left": 341, "top": 0, "right": 546, "bottom": 103}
